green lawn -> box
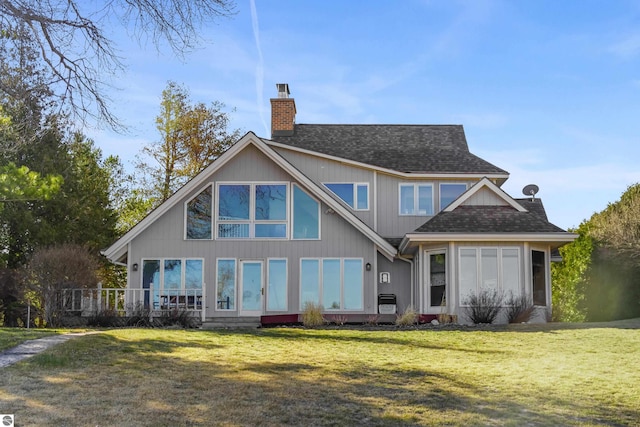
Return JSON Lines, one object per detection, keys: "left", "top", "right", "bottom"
{"left": 1, "top": 322, "right": 639, "bottom": 426}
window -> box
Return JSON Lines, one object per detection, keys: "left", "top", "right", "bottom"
{"left": 142, "top": 258, "right": 203, "bottom": 309}
{"left": 324, "top": 183, "right": 369, "bottom": 210}
{"left": 440, "top": 183, "right": 466, "bottom": 210}
{"left": 216, "top": 259, "right": 236, "bottom": 310}
{"left": 267, "top": 259, "right": 287, "bottom": 311}
{"left": 292, "top": 185, "right": 320, "bottom": 239}
{"left": 399, "top": 183, "right": 433, "bottom": 215}
{"left": 458, "top": 248, "right": 522, "bottom": 303}
{"left": 186, "top": 185, "right": 212, "bottom": 239}
{"left": 217, "top": 183, "right": 288, "bottom": 239}
{"left": 300, "top": 259, "right": 320, "bottom": 307}
{"left": 300, "top": 258, "right": 363, "bottom": 311}
{"left": 532, "top": 250, "right": 546, "bottom": 306}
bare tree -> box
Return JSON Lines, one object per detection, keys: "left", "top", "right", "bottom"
{"left": 0, "top": 0, "right": 236, "bottom": 130}
{"left": 25, "top": 243, "right": 99, "bottom": 327}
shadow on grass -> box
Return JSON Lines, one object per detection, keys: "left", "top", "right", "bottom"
{"left": 1, "top": 329, "right": 638, "bottom": 426}
{"left": 219, "top": 328, "right": 507, "bottom": 355}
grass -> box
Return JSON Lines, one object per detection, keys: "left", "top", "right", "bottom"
{"left": 0, "top": 320, "right": 639, "bottom": 426}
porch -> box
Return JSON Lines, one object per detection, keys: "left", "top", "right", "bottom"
{"left": 59, "top": 285, "right": 205, "bottom": 323}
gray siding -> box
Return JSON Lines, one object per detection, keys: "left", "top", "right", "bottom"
{"left": 127, "top": 144, "right": 392, "bottom": 318}
{"left": 376, "top": 253, "right": 412, "bottom": 314}
{"left": 274, "top": 148, "right": 375, "bottom": 226}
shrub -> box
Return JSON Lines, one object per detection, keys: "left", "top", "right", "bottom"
{"left": 87, "top": 308, "right": 123, "bottom": 327}
{"left": 157, "top": 308, "right": 199, "bottom": 328}
{"left": 396, "top": 306, "right": 418, "bottom": 326}
{"left": 126, "top": 302, "right": 152, "bottom": 327}
{"left": 301, "top": 302, "right": 325, "bottom": 327}
{"left": 504, "top": 293, "right": 537, "bottom": 323}
{"left": 365, "top": 315, "right": 379, "bottom": 326}
{"left": 463, "top": 288, "right": 503, "bottom": 324}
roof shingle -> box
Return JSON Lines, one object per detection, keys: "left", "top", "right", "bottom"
{"left": 272, "top": 124, "right": 508, "bottom": 175}
{"left": 414, "top": 198, "right": 565, "bottom": 233}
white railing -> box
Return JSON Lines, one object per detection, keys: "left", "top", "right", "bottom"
{"left": 61, "top": 283, "right": 206, "bottom": 321}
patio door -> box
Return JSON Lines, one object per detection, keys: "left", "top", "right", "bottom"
{"left": 425, "top": 250, "right": 447, "bottom": 313}
{"left": 239, "top": 260, "right": 263, "bottom": 316}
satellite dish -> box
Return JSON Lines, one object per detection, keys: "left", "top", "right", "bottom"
{"left": 522, "top": 184, "right": 539, "bottom": 199}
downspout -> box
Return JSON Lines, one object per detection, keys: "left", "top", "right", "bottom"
{"left": 397, "top": 254, "right": 414, "bottom": 311}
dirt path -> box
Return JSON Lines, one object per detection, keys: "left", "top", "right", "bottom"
{"left": 0, "top": 332, "right": 98, "bottom": 368}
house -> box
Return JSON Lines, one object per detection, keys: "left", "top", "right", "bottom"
{"left": 102, "top": 83, "right": 577, "bottom": 325}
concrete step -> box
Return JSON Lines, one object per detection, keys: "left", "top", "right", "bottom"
{"left": 201, "top": 317, "right": 261, "bottom": 329}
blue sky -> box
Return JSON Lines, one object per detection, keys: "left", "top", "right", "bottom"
{"left": 88, "top": 0, "right": 640, "bottom": 230}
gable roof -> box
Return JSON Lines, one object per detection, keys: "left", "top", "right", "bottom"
{"left": 414, "top": 200, "right": 566, "bottom": 234}
{"left": 271, "top": 124, "right": 508, "bottom": 175}
{"left": 399, "top": 178, "right": 577, "bottom": 253}
{"left": 445, "top": 177, "right": 527, "bottom": 212}
{"left": 102, "top": 132, "right": 398, "bottom": 263}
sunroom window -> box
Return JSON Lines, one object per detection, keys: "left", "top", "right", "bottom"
{"left": 217, "top": 183, "right": 287, "bottom": 239}
{"left": 459, "top": 247, "right": 522, "bottom": 304}
{"left": 324, "top": 183, "right": 369, "bottom": 210}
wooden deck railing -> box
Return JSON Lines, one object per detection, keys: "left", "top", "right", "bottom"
{"left": 60, "top": 284, "right": 205, "bottom": 321}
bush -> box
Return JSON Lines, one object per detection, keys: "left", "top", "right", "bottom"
{"left": 301, "top": 302, "right": 325, "bottom": 327}
{"left": 396, "top": 306, "right": 418, "bottom": 326}
{"left": 126, "top": 302, "right": 152, "bottom": 327}
{"left": 504, "top": 293, "right": 537, "bottom": 323}
{"left": 157, "top": 308, "right": 199, "bottom": 328}
{"left": 87, "top": 308, "right": 123, "bottom": 327}
{"left": 463, "top": 288, "right": 503, "bottom": 324}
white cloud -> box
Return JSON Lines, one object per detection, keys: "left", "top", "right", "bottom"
{"left": 608, "top": 33, "right": 640, "bottom": 58}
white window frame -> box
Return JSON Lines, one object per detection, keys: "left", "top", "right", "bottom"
{"left": 184, "top": 183, "right": 213, "bottom": 240}
{"left": 399, "top": 183, "right": 434, "bottom": 216}
{"left": 140, "top": 258, "right": 205, "bottom": 310}
{"left": 323, "top": 182, "right": 370, "bottom": 211}
{"left": 299, "top": 257, "right": 364, "bottom": 312}
{"left": 215, "top": 182, "right": 290, "bottom": 240}
{"left": 457, "top": 247, "right": 522, "bottom": 306}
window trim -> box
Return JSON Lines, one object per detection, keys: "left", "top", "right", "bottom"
{"left": 457, "top": 247, "right": 522, "bottom": 306}
{"left": 215, "top": 181, "right": 290, "bottom": 240}
{"left": 399, "top": 183, "right": 434, "bottom": 216}
{"left": 184, "top": 183, "right": 213, "bottom": 240}
{"left": 141, "top": 258, "right": 205, "bottom": 310}
{"left": 299, "top": 257, "right": 364, "bottom": 312}
{"left": 323, "top": 182, "right": 370, "bottom": 211}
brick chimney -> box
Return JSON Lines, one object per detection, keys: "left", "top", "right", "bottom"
{"left": 270, "top": 83, "right": 296, "bottom": 137}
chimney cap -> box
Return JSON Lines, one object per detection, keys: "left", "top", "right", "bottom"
{"left": 276, "top": 83, "right": 290, "bottom": 98}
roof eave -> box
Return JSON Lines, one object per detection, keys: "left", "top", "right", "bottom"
{"left": 400, "top": 232, "right": 579, "bottom": 253}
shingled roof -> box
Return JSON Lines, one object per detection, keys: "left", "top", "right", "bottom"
{"left": 414, "top": 198, "right": 566, "bottom": 233}
{"left": 271, "top": 124, "right": 508, "bottom": 175}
